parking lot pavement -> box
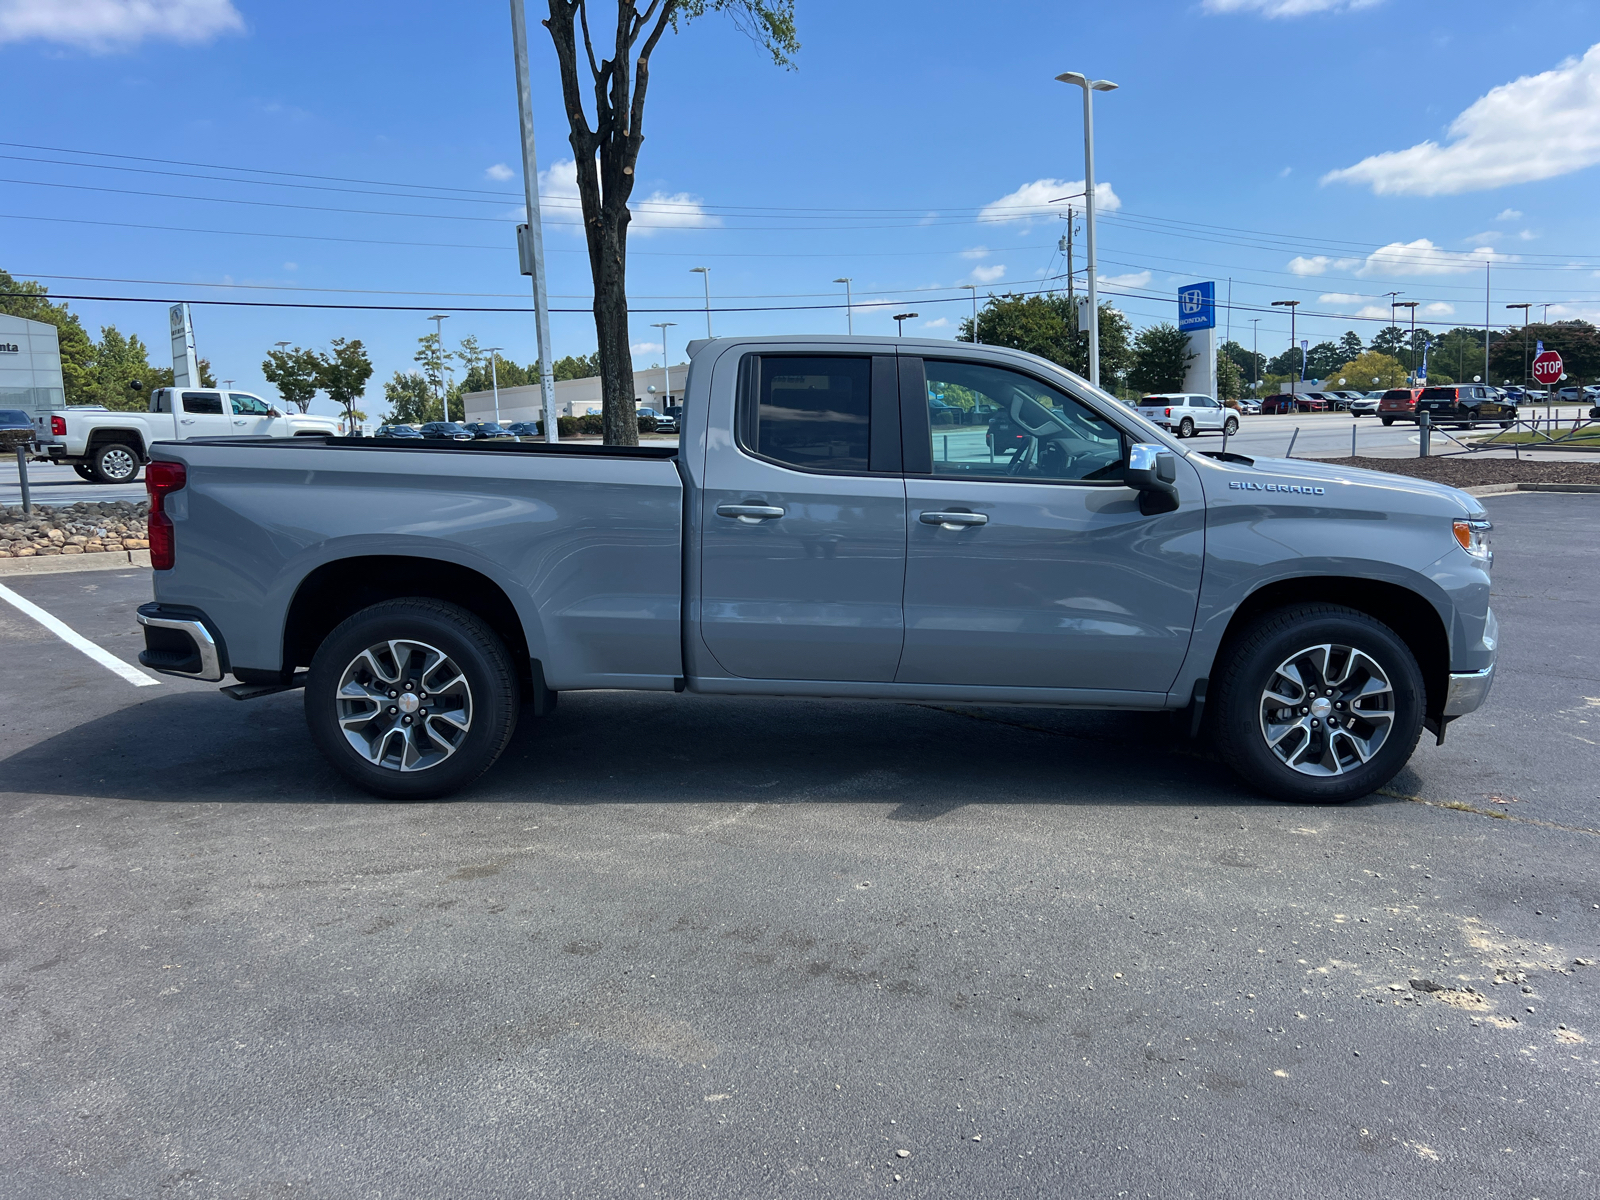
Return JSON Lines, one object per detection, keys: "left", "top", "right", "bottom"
{"left": 1, "top": 498, "right": 1596, "bottom": 1199}
{"left": 2, "top": 459, "right": 148, "bottom": 507}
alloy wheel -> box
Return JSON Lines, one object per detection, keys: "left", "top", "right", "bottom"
{"left": 335, "top": 638, "right": 473, "bottom": 772}
{"left": 1258, "top": 642, "right": 1394, "bottom": 776}
{"left": 99, "top": 447, "right": 137, "bottom": 482}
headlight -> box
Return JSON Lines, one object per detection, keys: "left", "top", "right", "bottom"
{"left": 1453, "top": 517, "right": 1492, "bottom": 560}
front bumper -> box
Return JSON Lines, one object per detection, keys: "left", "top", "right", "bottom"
{"left": 1443, "top": 664, "right": 1495, "bottom": 717}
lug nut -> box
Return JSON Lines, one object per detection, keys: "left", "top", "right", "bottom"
{"left": 418, "top": 708, "right": 428, "bottom": 718}
{"left": 1300, "top": 707, "right": 1309, "bottom": 715}
{"left": 387, "top": 706, "right": 397, "bottom": 715}
{"left": 1311, "top": 719, "right": 1321, "bottom": 729}
{"left": 388, "top": 690, "right": 398, "bottom": 699}
{"left": 402, "top": 716, "right": 412, "bottom": 726}
{"left": 1328, "top": 718, "right": 1339, "bottom": 728}
{"left": 1335, "top": 701, "right": 1345, "bottom": 710}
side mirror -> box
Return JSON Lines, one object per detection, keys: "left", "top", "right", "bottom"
{"left": 1126, "top": 443, "right": 1179, "bottom": 515}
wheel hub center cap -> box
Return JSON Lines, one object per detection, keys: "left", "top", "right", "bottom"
{"left": 1309, "top": 697, "right": 1333, "bottom": 719}
{"left": 397, "top": 693, "right": 421, "bottom": 716}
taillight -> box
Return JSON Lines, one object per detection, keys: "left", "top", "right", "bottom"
{"left": 145, "top": 460, "right": 186, "bottom": 571}
{"left": 50, "top": 415, "right": 66, "bottom": 437}
{"left": 1164, "top": 407, "right": 1172, "bottom": 418}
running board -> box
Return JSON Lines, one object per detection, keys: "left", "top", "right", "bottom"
{"left": 222, "top": 671, "right": 309, "bottom": 701}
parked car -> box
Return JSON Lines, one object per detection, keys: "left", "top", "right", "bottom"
{"left": 1260, "top": 393, "right": 1327, "bottom": 414}
{"left": 505, "top": 421, "right": 543, "bottom": 439}
{"left": 30, "top": 387, "right": 339, "bottom": 484}
{"left": 1557, "top": 386, "right": 1587, "bottom": 402}
{"left": 1300, "top": 391, "right": 1345, "bottom": 411}
{"left": 635, "top": 407, "right": 676, "bottom": 433}
{"left": 1415, "top": 385, "right": 1517, "bottom": 429}
{"left": 374, "top": 424, "right": 424, "bottom": 439}
{"left": 418, "top": 422, "right": 475, "bottom": 441}
{"left": 1235, "top": 398, "right": 1261, "bottom": 415}
{"left": 463, "top": 422, "right": 514, "bottom": 440}
{"left": 1377, "top": 388, "right": 1423, "bottom": 426}
{"left": 1348, "top": 396, "right": 1380, "bottom": 417}
{"left": 133, "top": 334, "right": 1498, "bottom": 806}
{"left": 1132, "top": 393, "right": 1238, "bottom": 438}
{"left": 1524, "top": 389, "right": 1550, "bottom": 402}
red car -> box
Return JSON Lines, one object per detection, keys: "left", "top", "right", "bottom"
{"left": 1377, "top": 387, "right": 1423, "bottom": 426}
{"left": 1261, "top": 393, "right": 1328, "bottom": 414}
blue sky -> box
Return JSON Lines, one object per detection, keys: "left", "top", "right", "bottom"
{"left": 4, "top": 0, "right": 1600, "bottom": 414}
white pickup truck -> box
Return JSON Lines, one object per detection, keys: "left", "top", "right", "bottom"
{"left": 1133, "top": 393, "right": 1237, "bottom": 440}
{"left": 32, "top": 387, "right": 340, "bottom": 483}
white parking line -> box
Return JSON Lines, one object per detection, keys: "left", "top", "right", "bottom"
{"left": 0, "top": 582, "right": 160, "bottom": 687}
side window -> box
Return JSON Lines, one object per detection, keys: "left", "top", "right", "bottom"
{"left": 228, "top": 392, "right": 271, "bottom": 415}
{"left": 151, "top": 390, "right": 171, "bottom": 413}
{"left": 923, "top": 360, "right": 1124, "bottom": 483}
{"left": 741, "top": 355, "right": 870, "bottom": 473}
{"left": 181, "top": 391, "right": 223, "bottom": 415}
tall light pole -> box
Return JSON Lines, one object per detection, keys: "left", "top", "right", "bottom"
{"left": 428, "top": 314, "right": 449, "bottom": 420}
{"left": 1396, "top": 300, "right": 1419, "bottom": 382}
{"left": 833, "top": 278, "right": 853, "bottom": 334}
{"left": 690, "top": 266, "right": 712, "bottom": 338}
{"left": 1056, "top": 70, "right": 1118, "bottom": 388}
{"left": 650, "top": 321, "right": 677, "bottom": 409}
{"left": 510, "top": 0, "right": 558, "bottom": 441}
{"left": 1505, "top": 303, "right": 1531, "bottom": 389}
{"left": 961, "top": 283, "right": 979, "bottom": 343}
{"left": 893, "top": 312, "right": 918, "bottom": 337}
{"left": 1271, "top": 300, "right": 1299, "bottom": 390}
{"left": 1250, "top": 318, "right": 1260, "bottom": 392}
{"left": 484, "top": 346, "right": 504, "bottom": 425}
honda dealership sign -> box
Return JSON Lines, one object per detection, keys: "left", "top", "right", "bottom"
{"left": 1178, "top": 282, "right": 1218, "bottom": 398}
{"left": 1178, "top": 282, "right": 1216, "bottom": 332}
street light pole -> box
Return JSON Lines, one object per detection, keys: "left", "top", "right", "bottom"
{"left": 428, "top": 314, "right": 449, "bottom": 420}
{"left": 962, "top": 284, "right": 979, "bottom": 343}
{"left": 833, "top": 278, "right": 853, "bottom": 334}
{"left": 690, "top": 267, "right": 712, "bottom": 338}
{"left": 650, "top": 321, "right": 677, "bottom": 410}
{"left": 1250, "top": 318, "right": 1260, "bottom": 392}
{"left": 1271, "top": 300, "right": 1299, "bottom": 392}
{"left": 893, "top": 313, "right": 919, "bottom": 337}
{"left": 484, "top": 346, "right": 504, "bottom": 425}
{"left": 1396, "top": 301, "right": 1419, "bottom": 382}
{"left": 1506, "top": 303, "right": 1531, "bottom": 390}
{"left": 1056, "top": 70, "right": 1117, "bottom": 388}
{"left": 510, "top": 0, "right": 558, "bottom": 442}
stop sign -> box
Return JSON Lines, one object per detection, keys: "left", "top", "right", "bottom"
{"left": 1532, "top": 349, "right": 1563, "bottom": 385}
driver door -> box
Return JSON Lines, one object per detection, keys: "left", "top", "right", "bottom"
{"left": 227, "top": 391, "right": 289, "bottom": 436}
{"left": 896, "top": 357, "right": 1204, "bottom": 695}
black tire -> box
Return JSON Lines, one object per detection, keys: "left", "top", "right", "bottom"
{"left": 1224, "top": 416, "right": 1239, "bottom": 436}
{"left": 91, "top": 442, "right": 141, "bottom": 484}
{"left": 1210, "top": 603, "right": 1425, "bottom": 804}
{"left": 1178, "top": 417, "right": 1195, "bottom": 439}
{"left": 304, "top": 599, "right": 519, "bottom": 800}
{"left": 1381, "top": 417, "right": 1394, "bottom": 427}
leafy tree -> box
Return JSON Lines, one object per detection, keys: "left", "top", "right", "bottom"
{"left": 542, "top": 0, "right": 798, "bottom": 446}
{"left": 142, "top": 358, "right": 217, "bottom": 391}
{"left": 1489, "top": 320, "right": 1600, "bottom": 385}
{"left": 0, "top": 270, "right": 96, "bottom": 405}
{"left": 1221, "top": 339, "right": 1264, "bottom": 387}
{"left": 1265, "top": 344, "right": 1306, "bottom": 379}
{"left": 958, "top": 294, "right": 1132, "bottom": 389}
{"left": 1304, "top": 340, "right": 1343, "bottom": 381}
{"left": 413, "top": 332, "right": 453, "bottom": 419}
{"left": 383, "top": 371, "right": 435, "bottom": 425}
{"left": 1432, "top": 327, "right": 1491, "bottom": 383}
{"left": 1127, "top": 322, "right": 1195, "bottom": 395}
{"left": 262, "top": 346, "right": 322, "bottom": 413}
{"left": 91, "top": 326, "right": 158, "bottom": 411}
{"left": 317, "top": 338, "right": 374, "bottom": 428}
{"left": 1337, "top": 330, "right": 1364, "bottom": 362}
{"left": 1323, "top": 351, "right": 1407, "bottom": 391}
{"left": 553, "top": 352, "right": 601, "bottom": 380}
{"left": 1215, "top": 348, "right": 1245, "bottom": 401}
{"left": 1369, "top": 325, "right": 1407, "bottom": 358}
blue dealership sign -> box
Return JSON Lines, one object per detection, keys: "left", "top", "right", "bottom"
{"left": 1178, "top": 281, "right": 1216, "bottom": 332}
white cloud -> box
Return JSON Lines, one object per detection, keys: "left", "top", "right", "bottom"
{"left": 922, "top": 317, "right": 951, "bottom": 330}
{"left": 630, "top": 341, "right": 662, "bottom": 355}
{"left": 1203, "top": 0, "right": 1382, "bottom": 15}
{"left": 1289, "top": 255, "right": 1359, "bottom": 276}
{"left": 485, "top": 163, "right": 515, "bottom": 181}
{"left": 1100, "top": 269, "right": 1152, "bottom": 289}
{"left": 1423, "top": 302, "right": 1456, "bottom": 316}
{"left": 1355, "top": 238, "right": 1509, "bottom": 276}
{"left": 1518, "top": 229, "right": 1538, "bottom": 241}
{"left": 0, "top": 0, "right": 244, "bottom": 51}
{"left": 969, "top": 264, "right": 1006, "bottom": 284}
{"left": 1317, "top": 292, "right": 1369, "bottom": 305}
{"left": 1496, "top": 208, "right": 1523, "bottom": 220}
{"left": 1324, "top": 43, "right": 1600, "bottom": 194}
{"left": 282, "top": 262, "right": 297, "bottom": 271}
{"left": 532, "top": 158, "right": 718, "bottom": 235}
{"left": 978, "top": 178, "right": 1120, "bottom": 225}
{"left": 960, "top": 246, "right": 992, "bottom": 260}
{"left": 1462, "top": 230, "right": 1503, "bottom": 243}
{"left": 1351, "top": 305, "right": 1396, "bottom": 320}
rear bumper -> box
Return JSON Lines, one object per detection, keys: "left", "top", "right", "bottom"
{"left": 136, "top": 603, "right": 226, "bottom": 682}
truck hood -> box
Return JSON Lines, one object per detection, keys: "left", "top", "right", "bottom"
{"left": 1202, "top": 452, "right": 1485, "bottom": 517}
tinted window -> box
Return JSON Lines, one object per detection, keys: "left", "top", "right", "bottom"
{"left": 744, "top": 355, "right": 870, "bottom": 472}
{"left": 1418, "top": 387, "right": 1454, "bottom": 401}
{"left": 151, "top": 390, "right": 171, "bottom": 413}
{"left": 923, "top": 360, "right": 1123, "bottom": 483}
{"left": 228, "top": 392, "right": 271, "bottom": 415}
{"left": 182, "top": 391, "right": 223, "bottom": 415}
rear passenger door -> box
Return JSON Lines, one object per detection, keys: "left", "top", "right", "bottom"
{"left": 176, "top": 391, "right": 232, "bottom": 440}
{"left": 698, "top": 352, "right": 907, "bottom": 682}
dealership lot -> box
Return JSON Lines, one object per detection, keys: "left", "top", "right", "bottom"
{"left": 1, "top": 493, "right": 1596, "bottom": 1198}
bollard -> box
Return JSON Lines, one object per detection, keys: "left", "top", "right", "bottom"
{"left": 1286, "top": 427, "right": 1299, "bottom": 458}
{"left": 1418, "top": 411, "right": 1431, "bottom": 457}
{"left": 1351, "top": 421, "right": 1357, "bottom": 459}
{"left": 14, "top": 446, "right": 30, "bottom": 515}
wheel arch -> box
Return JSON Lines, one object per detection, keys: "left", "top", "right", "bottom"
{"left": 86, "top": 428, "right": 150, "bottom": 459}
{"left": 1216, "top": 577, "right": 1449, "bottom": 718}
{"left": 282, "top": 556, "right": 533, "bottom": 691}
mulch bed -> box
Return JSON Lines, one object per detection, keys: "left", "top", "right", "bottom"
{"left": 1311, "top": 456, "right": 1600, "bottom": 488}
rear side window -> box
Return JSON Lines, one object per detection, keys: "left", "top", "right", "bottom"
{"left": 182, "top": 391, "right": 223, "bottom": 415}
{"left": 740, "top": 355, "right": 870, "bottom": 473}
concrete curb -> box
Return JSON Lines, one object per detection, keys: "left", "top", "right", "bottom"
{"left": 1462, "top": 483, "right": 1600, "bottom": 497}
{"left": 0, "top": 549, "right": 151, "bottom": 576}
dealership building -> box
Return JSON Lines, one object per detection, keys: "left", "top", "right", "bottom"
{"left": 460, "top": 363, "right": 688, "bottom": 425}
{"left": 0, "top": 313, "right": 65, "bottom": 412}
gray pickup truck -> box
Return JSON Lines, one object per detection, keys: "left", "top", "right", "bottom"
{"left": 134, "top": 336, "right": 1497, "bottom": 803}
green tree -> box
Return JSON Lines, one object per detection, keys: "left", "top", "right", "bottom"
{"left": 1221, "top": 339, "right": 1264, "bottom": 387}
{"left": 553, "top": 352, "right": 601, "bottom": 380}
{"left": 1305, "top": 340, "right": 1343, "bottom": 381}
{"left": 1266, "top": 344, "right": 1306, "bottom": 379}
{"left": 1432, "top": 327, "right": 1491, "bottom": 384}
{"left": 1337, "top": 330, "right": 1364, "bottom": 362}
{"left": 1369, "top": 325, "right": 1407, "bottom": 358}
{"left": 383, "top": 371, "right": 434, "bottom": 425}
{"left": 317, "top": 338, "right": 374, "bottom": 429}
{"left": 142, "top": 358, "right": 217, "bottom": 392}
{"left": 413, "top": 332, "right": 453, "bottom": 420}
{"left": 1127, "top": 322, "right": 1195, "bottom": 395}
{"left": 1324, "top": 351, "right": 1408, "bottom": 391}
{"left": 542, "top": 0, "right": 799, "bottom": 446}
{"left": 1216, "top": 348, "right": 1245, "bottom": 401}
{"left": 262, "top": 346, "right": 322, "bottom": 413}
{"left": 0, "top": 270, "right": 97, "bottom": 405}
{"left": 90, "top": 326, "right": 158, "bottom": 411}
{"left": 958, "top": 294, "right": 1132, "bottom": 390}
{"left": 1489, "top": 320, "right": 1600, "bottom": 385}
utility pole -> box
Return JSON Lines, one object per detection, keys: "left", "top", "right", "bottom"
{"left": 510, "top": 0, "right": 558, "bottom": 442}
{"left": 428, "top": 314, "right": 449, "bottom": 420}
{"left": 1396, "top": 301, "right": 1419, "bottom": 382}
{"left": 650, "top": 321, "right": 677, "bottom": 410}
{"left": 1056, "top": 71, "right": 1118, "bottom": 388}
{"left": 484, "top": 346, "right": 504, "bottom": 425}
{"left": 1506, "top": 304, "right": 1531, "bottom": 389}
{"left": 834, "top": 278, "right": 853, "bottom": 334}
{"left": 961, "top": 284, "right": 978, "bottom": 343}
{"left": 1484, "top": 262, "right": 1492, "bottom": 386}
{"left": 1272, "top": 300, "right": 1299, "bottom": 392}
{"left": 1250, "top": 318, "right": 1260, "bottom": 392}
{"left": 1063, "top": 205, "right": 1076, "bottom": 338}
{"left": 690, "top": 267, "right": 712, "bottom": 338}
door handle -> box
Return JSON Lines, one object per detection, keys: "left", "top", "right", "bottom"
{"left": 920, "top": 511, "right": 988, "bottom": 529}
{"left": 716, "top": 503, "right": 786, "bottom": 523}
{"left": 233, "top": 419, "right": 248, "bottom": 425}
{"left": 180, "top": 419, "right": 196, "bottom": 425}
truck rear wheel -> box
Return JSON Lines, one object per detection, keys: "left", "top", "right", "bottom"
{"left": 91, "top": 442, "right": 141, "bottom": 484}
{"left": 1210, "top": 603, "right": 1425, "bottom": 804}
{"left": 304, "top": 599, "right": 519, "bottom": 800}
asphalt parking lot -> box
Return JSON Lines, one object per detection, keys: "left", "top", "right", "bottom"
{"left": 1, "top": 493, "right": 1597, "bottom": 1199}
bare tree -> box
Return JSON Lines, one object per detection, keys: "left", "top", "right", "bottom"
{"left": 541, "top": 0, "right": 797, "bottom": 445}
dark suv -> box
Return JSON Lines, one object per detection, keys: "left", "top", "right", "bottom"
{"left": 1415, "top": 384, "right": 1517, "bottom": 429}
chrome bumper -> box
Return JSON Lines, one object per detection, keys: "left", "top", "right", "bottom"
{"left": 1443, "top": 663, "right": 1495, "bottom": 717}
{"left": 135, "top": 610, "right": 224, "bottom": 682}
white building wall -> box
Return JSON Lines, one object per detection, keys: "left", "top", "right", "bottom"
{"left": 0, "top": 313, "right": 65, "bottom": 412}
{"left": 461, "top": 364, "right": 688, "bottom": 424}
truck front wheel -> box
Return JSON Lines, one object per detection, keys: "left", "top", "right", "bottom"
{"left": 91, "top": 442, "right": 141, "bottom": 484}
{"left": 304, "top": 599, "right": 519, "bottom": 800}
{"left": 1210, "top": 603, "right": 1425, "bottom": 803}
